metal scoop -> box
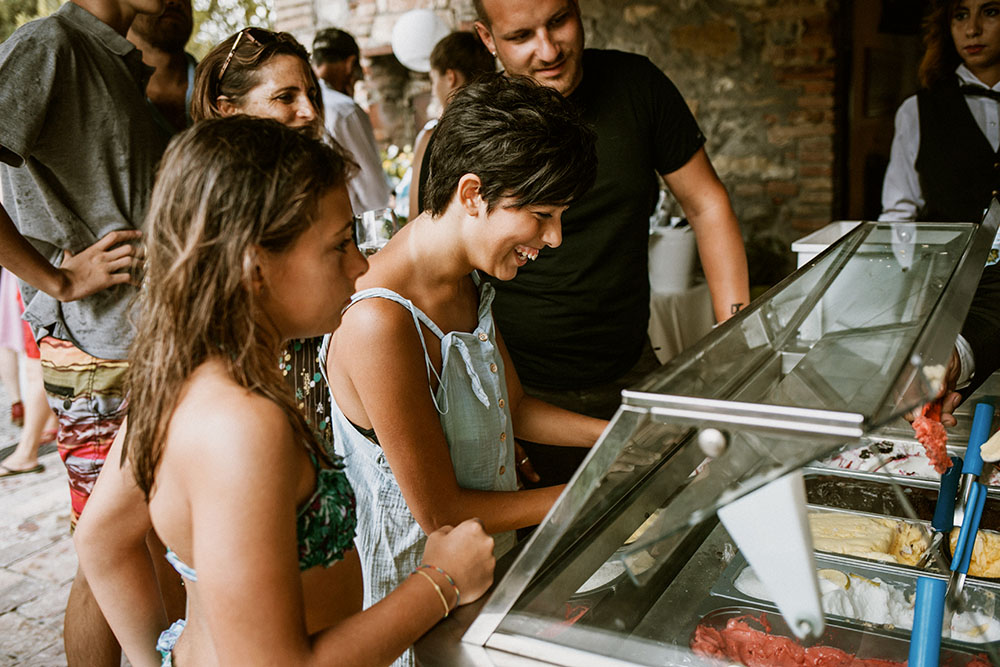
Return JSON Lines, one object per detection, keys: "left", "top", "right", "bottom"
{"left": 943, "top": 402, "right": 995, "bottom": 620}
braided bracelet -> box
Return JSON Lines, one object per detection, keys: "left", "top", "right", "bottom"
{"left": 414, "top": 569, "right": 451, "bottom": 618}
{"left": 418, "top": 563, "right": 461, "bottom": 607}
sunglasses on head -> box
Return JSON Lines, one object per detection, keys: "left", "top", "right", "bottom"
{"left": 218, "top": 27, "right": 277, "bottom": 85}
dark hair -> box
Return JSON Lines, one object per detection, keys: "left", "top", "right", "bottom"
{"left": 312, "top": 27, "right": 359, "bottom": 65}
{"left": 430, "top": 31, "right": 495, "bottom": 81}
{"left": 127, "top": 116, "right": 352, "bottom": 496}
{"left": 423, "top": 73, "right": 597, "bottom": 216}
{"left": 191, "top": 28, "right": 324, "bottom": 124}
{"left": 919, "top": 0, "right": 962, "bottom": 88}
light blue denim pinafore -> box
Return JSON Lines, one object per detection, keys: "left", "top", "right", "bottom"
{"left": 320, "top": 276, "right": 516, "bottom": 667}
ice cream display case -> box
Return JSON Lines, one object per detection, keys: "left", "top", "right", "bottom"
{"left": 416, "top": 211, "right": 1000, "bottom": 666}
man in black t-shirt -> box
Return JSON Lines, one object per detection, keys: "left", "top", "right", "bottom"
{"left": 474, "top": 0, "right": 750, "bottom": 486}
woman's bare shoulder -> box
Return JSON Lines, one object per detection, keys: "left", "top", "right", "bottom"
{"left": 338, "top": 283, "right": 420, "bottom": 343}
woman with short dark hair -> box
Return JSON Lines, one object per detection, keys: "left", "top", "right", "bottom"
{"left": 325, "top": 74, "right": 605, "bottom": 667}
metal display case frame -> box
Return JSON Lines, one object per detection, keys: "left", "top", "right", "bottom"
{"left": 421, "top": 208, "right": 1000, "bottom": 667}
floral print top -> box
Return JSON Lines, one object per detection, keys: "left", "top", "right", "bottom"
{"left": 164, "top": 451, "right": 356, "bottom": 580}
{"left": 296, "top": 451, "right": 358, "bottom": 570}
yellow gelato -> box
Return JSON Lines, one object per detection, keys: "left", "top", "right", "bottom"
{"left": 949, "top": 528, "right": 1000, "bottom": 578}
{"left": 808, "top": 511, "right": 929, "bottom": 566}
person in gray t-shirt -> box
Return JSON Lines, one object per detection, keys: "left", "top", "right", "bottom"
{"left": 0, "top": 1, "right": 171, "bottom": 665}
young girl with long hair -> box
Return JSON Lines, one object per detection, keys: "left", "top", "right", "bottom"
{"left": 75, "top": 116, "right": 494, "bottom": 667}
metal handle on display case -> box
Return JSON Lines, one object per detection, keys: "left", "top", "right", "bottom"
{"left": 621, "top": 391, "right": 866, "bottom": 439}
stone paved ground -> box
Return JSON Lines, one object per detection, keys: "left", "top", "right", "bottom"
{"left": 0, "top": 381, "right": 73, "bottom": 666}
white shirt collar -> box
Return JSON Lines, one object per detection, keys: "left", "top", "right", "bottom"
{"left": 956, "top": 63, "right": 1000, "bottom": 91}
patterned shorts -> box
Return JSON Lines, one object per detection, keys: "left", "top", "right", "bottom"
{"left": 38, "top": 337, "right": 128, "bottom": 528}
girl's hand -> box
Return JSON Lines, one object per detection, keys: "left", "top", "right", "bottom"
{"left": 421, "top": 519, "right": 495, "bottom": 606}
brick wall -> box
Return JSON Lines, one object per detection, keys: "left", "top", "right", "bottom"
{"left": 276, "top": 0, "right": 844, "bottom": 282}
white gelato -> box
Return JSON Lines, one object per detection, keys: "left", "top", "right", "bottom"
{"left": 817, "top": 440, "right": 1000, "bottom": 484}
{"left": 734, "top": 566, "right": 1000, "bottom": 643}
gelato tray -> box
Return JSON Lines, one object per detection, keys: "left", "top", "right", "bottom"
{"left": 690, "top": 605, "right": 992, "bottom": 666}
{"left": 813, "top": 436, "right": 1000, "bottom": 486}
{"left": 710, "top": 551, "right": 1000, "bottom": 646}
{"left": 803, "top": 470, "right": 1000, "bottom": 579}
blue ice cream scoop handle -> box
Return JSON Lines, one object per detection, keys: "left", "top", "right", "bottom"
{"left": 909, "top": 577, "right": 946, "bottom": 667}
{"left": 933, "top": 457, "right": 963, "bottom": 533}
{"left": 952, "top": 481, "right": 987, "bottom": 574}
{"left": 963, "top": 402, "right": 995, "bottom": 477}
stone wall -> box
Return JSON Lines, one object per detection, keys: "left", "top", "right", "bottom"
{"left": 276, "top": 0, "right": 845, "bottom": 283}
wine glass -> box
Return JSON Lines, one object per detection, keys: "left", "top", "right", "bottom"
{"left": 354, "top": 208, "right": 401, "bottom": 257}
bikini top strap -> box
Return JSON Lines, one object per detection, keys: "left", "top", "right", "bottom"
{"left": 165, "top": 548, "right": 198, "bottom": 582}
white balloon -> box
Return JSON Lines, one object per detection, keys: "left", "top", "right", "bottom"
{"left": 391, "top": 9, "right": 450, "bottom": 73}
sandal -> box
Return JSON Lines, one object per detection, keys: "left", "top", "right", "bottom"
{"left": 10, "top": 401, "right": 23, "bottom": 427}
{"left": 0, "top": 463, "right": 44, "bottom": 478}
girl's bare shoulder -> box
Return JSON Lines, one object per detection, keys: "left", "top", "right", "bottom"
{"left": 168, "top": 359, "right": 297, "bottom": 464}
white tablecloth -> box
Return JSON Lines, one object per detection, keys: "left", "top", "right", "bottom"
{"left": 648, "top": 282, "right": 715, "bottom": 364}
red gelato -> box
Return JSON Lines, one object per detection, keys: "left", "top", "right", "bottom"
{"left": 912, "top": 402, "right": 951, "bottom": 475}
{"left": 690, "top": 613, "right": 980, "bottom": 666}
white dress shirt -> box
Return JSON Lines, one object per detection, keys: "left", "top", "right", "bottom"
{"left": 880, "top": 64, "right": 1000, "bottom": 222}
{"left": 319, "top": 81, "right": 392, "bottom": 213}
{"left": 879, "top": 65, "right": 1000, "bottom": 386}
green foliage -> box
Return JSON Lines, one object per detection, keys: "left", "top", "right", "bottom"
{"left": 189, "top": 0, "right": 273, "bottom": 60}
{"left": 0, "top": 0, "right": 65, "bottom": 43}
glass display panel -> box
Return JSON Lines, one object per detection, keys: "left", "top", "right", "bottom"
{"left": 633, "top": 222, "right": 979, "bottom": 424}
{"left": 464, "top": 211, "right": 1000, "bottom": 667}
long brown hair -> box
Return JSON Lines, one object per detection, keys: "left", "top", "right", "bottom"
{"left": 919, "top": 0, "right": 963, "bottom": 88}
{"left": 126, "top": 116, "right": 351, "bottom": 496}
{"left": 191, "top": 28, "right": 324, "bottom": 126}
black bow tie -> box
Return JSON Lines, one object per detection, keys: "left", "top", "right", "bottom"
{"left": 960, "top": 84, "right": 1000, "bottom": 102}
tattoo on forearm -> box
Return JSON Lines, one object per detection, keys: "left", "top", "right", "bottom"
{"left": 730, "top": 303, "right": 744, "bottom": 315}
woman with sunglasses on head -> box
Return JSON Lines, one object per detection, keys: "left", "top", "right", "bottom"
{"left": 75, "top": 117, "right": 494, "bottom": 667}
{"left": 191, "top": 27, "right": 323, "bottom": 137}
{"left": 324, "top": 74, "right": 606, "bottom": 667}
{"left": 190, "top": 28, "right": 333, "bottom": 449}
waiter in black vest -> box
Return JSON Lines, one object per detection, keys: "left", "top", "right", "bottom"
{"left": 882, "top": 0, "right": 1000, "bottom": 419}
